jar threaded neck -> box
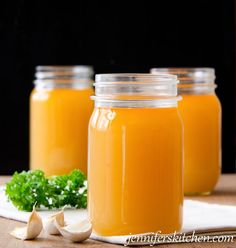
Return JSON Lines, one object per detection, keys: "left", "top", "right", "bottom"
{"left": 150, "top": 68, "right": 217, "bottom": 94}
{"left": 93, "top": 73, "right": 181, "bottom": 108}
{"left": 34, "top": 65, "right": 94, "bottom": 89}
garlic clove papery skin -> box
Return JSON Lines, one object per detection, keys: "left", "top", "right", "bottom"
{"left": 43, "top": 210, "right": 65, "bottom": 235}
{"left": 10, "top": 206, "right": 43, "bottom": 240}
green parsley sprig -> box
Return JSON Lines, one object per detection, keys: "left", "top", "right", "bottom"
{"left": 5, "top": 170, "right": 87, "bottom": 212}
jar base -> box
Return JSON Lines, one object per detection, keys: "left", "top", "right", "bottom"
{"left": 184, "top": 191, "right": 211, "bottom": 196}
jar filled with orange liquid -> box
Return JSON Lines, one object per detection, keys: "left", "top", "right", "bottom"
{"left": 88, "top": 74, "right": 183, "bottom": 236}
{"left": 151, "top": 68, "right": 221, "bottom": 195}
{"left": 30, "top": 66, "right": 94, "bottom": 176}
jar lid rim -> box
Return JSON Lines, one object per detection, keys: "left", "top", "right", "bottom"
{"left": 35, "top": 65, "right": 94, "bottom": 80}
{"left": 150, "top": 67, "right": 215, "bottom": 84}
{"left": 36, "top": 65, "right": 93, "bottom": 73}
{"left": 95, "top": 73, "right": 178, "bottom": 84}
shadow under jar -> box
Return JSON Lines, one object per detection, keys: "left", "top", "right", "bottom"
{"left": 151, "top": 68, "right": 222, "bottom": 195}
{"left": 88, "top": 73, "right": 183, "bottom": 236}
{"left": 30, "top": 66, "right": 94, "bottom": 176}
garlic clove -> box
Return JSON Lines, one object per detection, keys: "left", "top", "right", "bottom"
{"left": 43, "top": 209, "right": 65, "bottom": 235}
{"left": 10, "top": 227, "right": 28, "bottom": 240}
{"left": 55, "top": 219, "right": 92, "bottom": 242}
{"left": 10, "top": 206, "right": 43, "bottom": 240}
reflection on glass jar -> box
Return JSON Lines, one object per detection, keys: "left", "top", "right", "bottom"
{"left": 151, "top": 68, "right": 221, "bottom": 195}
{"left": 88, "top": 74, "right": 183, "bottom": 236}
{"left": 30, "top": 66, "right": 94, "bottom": 176}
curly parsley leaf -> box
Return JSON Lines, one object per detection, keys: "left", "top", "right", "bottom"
{"left": 5, "top": 170, "right": 87, "bottom": 212}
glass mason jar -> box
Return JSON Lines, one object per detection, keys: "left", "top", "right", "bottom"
{"left": 151, "top": 68, "right": 221, "bottom": 195}
{"left": 88, "top": 74, "right": 183, "bottom": 236}
{"left": 30, "top": 66, "right": 94, "bottom": 176}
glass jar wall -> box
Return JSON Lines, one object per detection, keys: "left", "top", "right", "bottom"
{"left": 151, "top": 68, "right": 221, "bottom": 195}
{"left": 30, "top": 66, "right": 94, "bottom": 176}
{"left": 88, "top": 74, "right": 183, "bottom": 236}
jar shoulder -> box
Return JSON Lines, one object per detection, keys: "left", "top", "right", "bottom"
{"left": 179, "top": 94, "right": 221, "bottom": 108}
{"left": 30, "top": 87, "right": 94, "bottom": 101}
{"left": 89, "top": 107, "right": 183, "bottom": 130}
